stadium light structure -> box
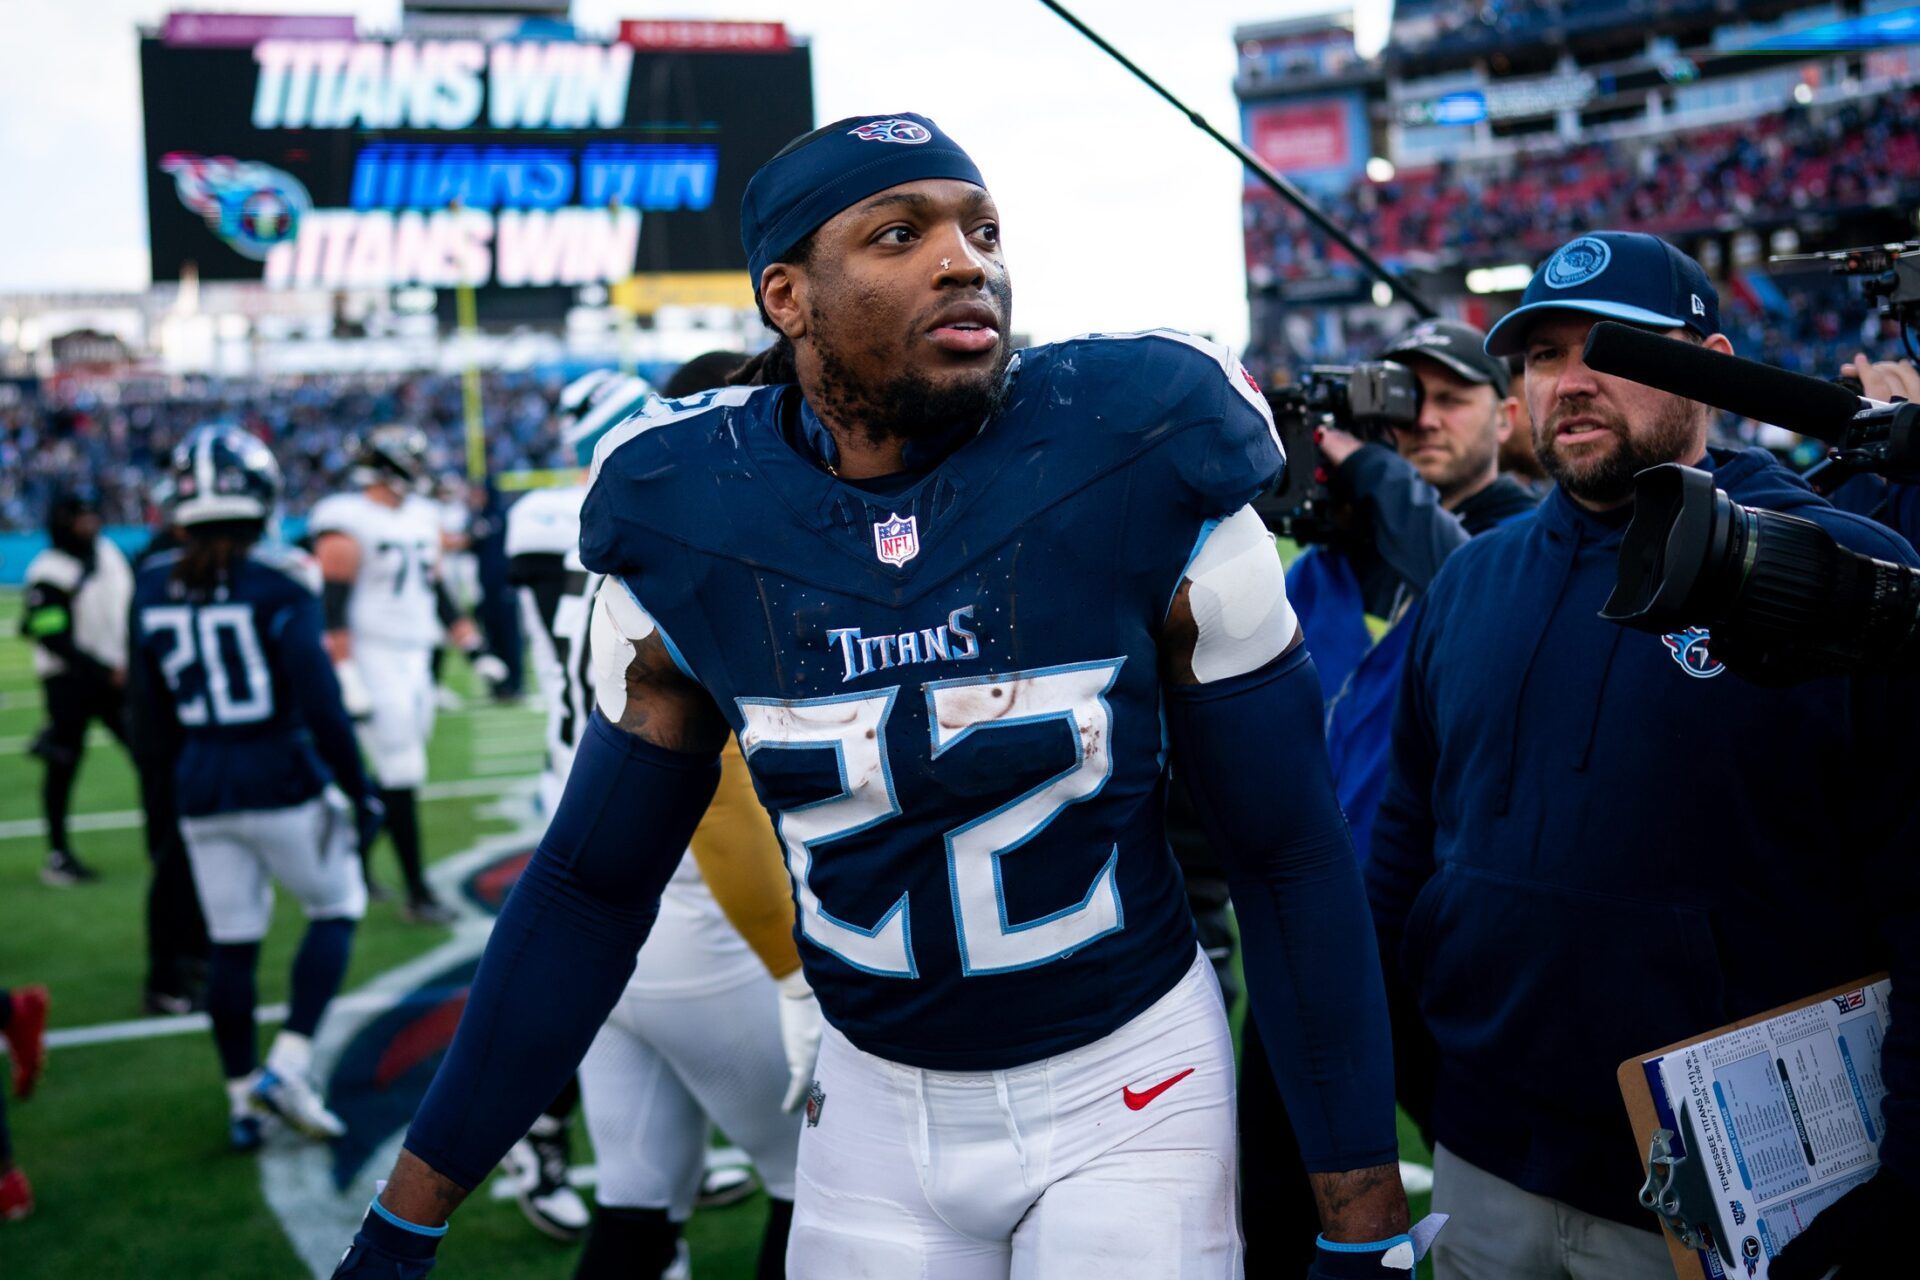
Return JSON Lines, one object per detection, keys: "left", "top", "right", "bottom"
{"left": 1466, "top": 264, "right": 1535, "bottom": 294}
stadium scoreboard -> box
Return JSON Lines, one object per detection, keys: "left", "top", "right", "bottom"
{"left": 138, "top": 23, "right": 813, "bottom": 301}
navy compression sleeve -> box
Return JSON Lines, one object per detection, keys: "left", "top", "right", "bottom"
{"left": 1164, "top": 644, "right": 1398, "bottom": 1172}
{"left": 403, "top": 712, "right": 721, "bottom": 1190}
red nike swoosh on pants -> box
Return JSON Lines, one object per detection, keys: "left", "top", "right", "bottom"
{"left": 1121, "top": 1067, "right": 1195, "bottom": 1111}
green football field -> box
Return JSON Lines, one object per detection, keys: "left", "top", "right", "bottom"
{"left": 0, "top": 583, "right": 1432, "bottom": 1278}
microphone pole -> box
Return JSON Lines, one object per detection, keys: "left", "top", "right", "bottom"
{"left": 1034, "top": 0, "right": 1437, "bottom": 320}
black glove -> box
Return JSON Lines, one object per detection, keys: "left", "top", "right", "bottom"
{"left": 331, "top": 1201, "right": 442, "bottom": 1278}
{"left": 354, "top": 793, "right": 387, "bottom": 859}
{"left": 1770, "top": 1166, "right": 1913, "bottom": 1280}
{"left": 1306, "top": 1214, "right": 1447, "bottom": 1279}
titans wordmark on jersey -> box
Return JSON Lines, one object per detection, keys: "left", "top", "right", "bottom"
{"left": 582, "top": 332, "right": 1281, "bottom": 1071}
{"left": 308, "top": 491, "right": 446, "bottom": 646}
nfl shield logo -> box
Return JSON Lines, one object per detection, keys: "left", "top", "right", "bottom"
{"left": 873, "top": 512, "right": 920, "bottom": 566}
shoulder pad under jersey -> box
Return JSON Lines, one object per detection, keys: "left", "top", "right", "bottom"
{"left": 580, "top": 385, "right": 771, "bottom": 577}
{"left": 1014, "top": 329, "right": 1282, "bottom": 516}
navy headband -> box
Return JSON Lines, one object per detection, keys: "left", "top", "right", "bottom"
{"left": 741, "top": 113, "right": 986, "bottom": 299}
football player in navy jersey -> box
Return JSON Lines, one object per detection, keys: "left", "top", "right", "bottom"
{"left": 336, "top": 114, "right": 1437, "bottom": 1280}
{"left": 131, "top": 426, "right": 382, "bottom": 1151}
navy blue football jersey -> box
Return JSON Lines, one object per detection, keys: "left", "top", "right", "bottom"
{"left": 581, "top": 331, "right": 1282, "bottom": 1070}
{"left": 132, "top": 545, "right": 365, "bottom": 818}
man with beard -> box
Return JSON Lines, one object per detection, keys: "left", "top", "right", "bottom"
{"left": 331, "top": 114, "right": 1438, "bottom": 1280}
{"left": 1366, "top": 231, "right": 1920, "bottom": 1279}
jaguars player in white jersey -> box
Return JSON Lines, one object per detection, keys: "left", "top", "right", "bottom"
{"left": 503, "top": 365, "right": 812, "bottom": 1279}
{"left": 310, "top": 428, "right": 475, "bottom": 925}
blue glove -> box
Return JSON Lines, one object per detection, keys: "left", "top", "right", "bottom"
{"left": 1308, "top": 1214, "right": 1447, "bottom": 1279}
{"left": 330, "top": 1199, "right": 443, "bottom": 1278}
{"left": 1770, "top": 1167, "right": 1910, "bottom": 1279}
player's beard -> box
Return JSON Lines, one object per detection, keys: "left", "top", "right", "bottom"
{"left": 1535, "top": 395, "right": 1699, "bottom": 507}
{"left": 809, "top": 275, "right": 1016, "bottom": 450}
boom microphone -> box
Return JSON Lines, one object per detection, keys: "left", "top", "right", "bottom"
{"left": 1032, "top": 0, "right": 1437, "bottom": 319}
{"left": 1581, "top": 321, "right": 1864, "bottom": 443}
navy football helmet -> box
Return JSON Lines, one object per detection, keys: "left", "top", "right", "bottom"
{"left": 169, "top": 424, "right": 283, "bottom": 527}
{"left": 346, "top": 424, "right": 432, "bottom": 493}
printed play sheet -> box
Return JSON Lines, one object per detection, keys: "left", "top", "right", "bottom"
{"left": 1643, "top": 978, "right": 1891, "bottom": 1279}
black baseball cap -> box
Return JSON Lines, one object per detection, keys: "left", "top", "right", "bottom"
{"left": 1484, "top": 231, "right": 1720, "bottom": 357}
{"left": 1381, "top": 319, "right": 1511, "bottom": 396}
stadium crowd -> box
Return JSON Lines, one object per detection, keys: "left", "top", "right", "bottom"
{"left": 7, "top": 286, "right": 1906, "bottom": 535}
{"left": 1245, "top": 89, "right": 1920, "bottom": 286}
{"left": 1389, "top": 0, "right": 1726, "bottom": 55}
{"left": 0, "top": 372, "right": 570, "bottom": 531}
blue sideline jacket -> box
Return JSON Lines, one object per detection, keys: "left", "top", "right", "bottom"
{"left": 1289, "top": 447, "right": 1537, "bottom": 864}
{"left": 1368, "top": 445, "right": 1920, "bottom": 1226}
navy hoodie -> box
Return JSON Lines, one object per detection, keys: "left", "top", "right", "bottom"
{"left": 1369, "top": 446, "right": 1920, "bottom": 1227}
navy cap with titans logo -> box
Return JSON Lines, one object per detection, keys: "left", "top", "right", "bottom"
{"left": 740, "top": 112, "right": 986, "bottom": 301}
{"left": 1483, "top": 231, "right": 1721, "bottom": 357}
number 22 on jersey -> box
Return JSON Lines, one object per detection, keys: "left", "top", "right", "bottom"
{"left": 738, "top": 659, "right": 1124, "bottom": 979}
{"left": 142, "top": 604, "right": 274, "bottom": 726}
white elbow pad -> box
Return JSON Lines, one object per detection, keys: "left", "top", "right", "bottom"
{"left": 589, "top": 580, "right": 658, "bottom": 721}
{"left": 1185, "top": 506, "right": 1297, "bottom": 684}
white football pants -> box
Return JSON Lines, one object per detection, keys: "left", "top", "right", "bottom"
{"left": 355, "top": 638, "right": 435, "bottom": 789}
{"left": 579, "top": 971, "right": 800, "bottom": 1219}
{"left": 788, "top": 948, "right": 1240, "bottom": 1280}
{"left": 181, "top": 792, "right": 365, "bottom": 943}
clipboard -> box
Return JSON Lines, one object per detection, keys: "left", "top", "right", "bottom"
{"left": 1617, "top": 974, "right": 1891, "bottom": 1280}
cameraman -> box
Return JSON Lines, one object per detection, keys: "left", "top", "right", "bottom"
{"left": 1829, "top": 352, "right": 1920, "bottom": 549}
{"left": 1291, "top": 319, "right": 1538, "bottom": 856}
{"left": 1238, "top": 319, "right": 1537, "bottom": 1273}
{"left": 1368, "top": 231, "right": 1920, "bottom": 1280}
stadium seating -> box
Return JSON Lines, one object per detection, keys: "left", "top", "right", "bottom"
{"left": 1243, "top": 89, "right": 1920, "bottom": 285}
{"left": 0, "top": 372, "right": 569, "bottom": 531}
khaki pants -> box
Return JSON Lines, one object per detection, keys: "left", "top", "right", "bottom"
{"left": 1431, "top": 1144, "right": 1672, "bottom": 1280}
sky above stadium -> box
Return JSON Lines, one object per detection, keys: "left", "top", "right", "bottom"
{"left": 1, "top": 0, "right": 1393, "bottom": 349}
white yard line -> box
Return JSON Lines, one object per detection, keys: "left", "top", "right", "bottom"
{"left": 472, "top": 757, "right": 541, "bottom": 776}
{"left": 0, "top": 775, "right": 533, "bottom": 841}
{"left": 37, "top": 985, "right": 472, "bottom": 1051}
{"left": 0, "top": 727, "right": 115, "bottom": 753}
{"left": 472, "top": 734, "right": 544, "bottom": 753}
